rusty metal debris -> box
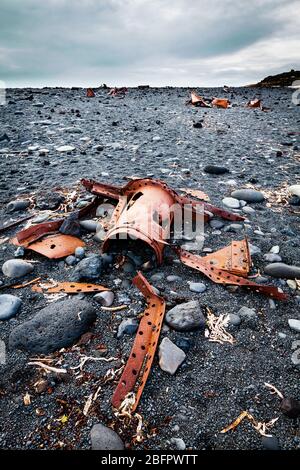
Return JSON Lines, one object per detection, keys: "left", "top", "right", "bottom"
{"left": 211, "top": 98, "right": 230, "bottom": 109}
{"left": 25, "top": 234, "right": 85, "bottom": 259}
{"left": 247, "top": 98, "right": 261, "bottom": 108}
{"left": 112, "top": 271, "right": 166, "bottom": 412}
{"left": 108, "top": 87, "right": 128, "bottom": 97}
{"left": 32, "top": 281, "right": 109, "bottom": 294}
{"left": 82, "top": 178, "right": 244, "bottom": 265}
{"left": 86, "top": 88, "right": 95, "bottom": 97}
{"left": 188, "top": 91, "right": 211, "bottom": 107}
{"left": 176, "top": 242, "right": 287, "bottom": 300}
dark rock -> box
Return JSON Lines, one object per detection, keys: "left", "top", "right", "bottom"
{"left": 71, "top": 255, "right": 103, "bottom": 281}
{"left": 204, "top": 165, "right": 229, "bottom": 175}
{"left": 7, "top": 200, "right": 30, "bottom": 212}
{"left": 231, "top": 189, "right": 264, "bottom": 203}
{"left": 117, "top": 318, "right": 138, "bottom": 338}
{"left": 264, "top": 263, "right": 300, "bottom": 279}
{"left": 280, "top": 397, "right": 300, "bottom": 419}
{"left": 36, "top": 192, "right": 65, "bottom": 210}
{"left": 59, "top": 212, "right": 81, "bottom": 236}
{"left": 9, "top": 298, "right": 96, "bottom": 353}
{"left": 262, "top": 436, "right": 280, "bottom": 450}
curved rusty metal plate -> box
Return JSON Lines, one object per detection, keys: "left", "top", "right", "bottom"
{"left": 112, "top": 271, "right": 166, "bottom": 411}
{"left": 212, "top": 98, "right": 230, "bottom": 108}
{"left": 27, "top": 234, "right": 84, "bottom": 259}
{"left": 32, "top": 282, "right": 109, "bottom": 294}
{"left": 177, "top": 245, "right": 287, "bottom": 301}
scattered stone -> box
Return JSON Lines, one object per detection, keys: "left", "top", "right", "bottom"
{"left": 171, "top": 437, "right": 186, "bottom": 450}
{"left": 204, "top": 165, "right": 229, "bottom": 175}
{"left": 237, "top": 306, "right": 257, "bottom": 321}
{"left": 90, "top": 423, "right": 124, "bottom": 450}
{"left": 165, "top": 300, "right": 205, "bottom": 331}
{"left": 280, "top": 397, "right": 300, "bottom": 419}
{"left": 263, "top": 253, "right": 282, "bottom": 263}
{"left": 174, "top": 337, "right": 192, "bottom": 353}
{"left": 65, "top": 255, "right": 77, "bottom": 266}
{"left": 270, "top": 245, "right": 280, "bottom": 254}
{"left": 70, "top": 255, "right": 103, "bottom": 281}
{"left": 36, "top": 192, "right": 64, "bottom": 210}
{"left": 231, "top": 189, "right": 264, "bottom": 203}
{"left": 264, "top": 263, "right": 300, "bottom": 279}
{"left": 288, "top": 184, "right": 300, "bottom": 198}
{"left": 56, "top": 145, "right": 75, "bottom": 153}
{"left": 249, "top": 244, "right": 261, "bottom": 256}
{"left": 188, "top": 282, "right": 207, "bottom": 293}
{"left": 242, "top": 206, "right": 256, "bottom": 215}
{"left": 287, "top": 280, "right": 297, "bottom": 290}
{"left": 9, "top": 298, "right": 96, "bottom": 353}
{"left": 7, "top": 200, "right": 30, "bottom": 212}
{"left": 159, "top": 337, "right": 186, "bottom": 374}
{"left": 227, "top": 313, "right": 241, "bottom": 326}
{"left": 224, "top": 223, "right": 243, "bottom": 233}
{"left": 209, "top": 219, "right": 225, "bottom": 229}
{"left": 288, "top": 319, "right": 300, "bottom": 333}
{"left": 167, "top": 275, "right": 182, "bottom": 282}
{"left": 0, "top": 294, "right": 22, "bottom": 320}
{"left": 222, "top": 197, "right": 240, "bottom": 209}
{"left": 79, "top": 220, "right": 98, "bottom": 232}
{"left": 2, "top": 259, "right": 34, "bottom": 278}
{"left": 117, "top": 318, "right": 138, "bottom": 338}
{"left": 74, "top": 247, "right": 85, "bottom": 259}
{"left": 262, "top": 436, "right": 280, "bottom": 450}
{"left": 94, "top": 291, "right": 114, "bottom": 307}
{"left": 14, "top": 247, "right": 25, "bottom": 258}
{"left": 32, "top": 212, "right": 50, "bottom": 223}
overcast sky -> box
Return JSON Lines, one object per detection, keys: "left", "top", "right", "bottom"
{"left": 0, "top": 0, "right": 299, "bottom": 87}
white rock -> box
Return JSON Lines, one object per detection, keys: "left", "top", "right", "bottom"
{"left": 159, "top": 337, "right": 186, "bottom": 374}
{"left": 56, "top": 145, "right": 75, "bottom": 153}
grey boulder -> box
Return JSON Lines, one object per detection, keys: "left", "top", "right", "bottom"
{"left": 71, "top": 255, "right": 103, "bottom": 281}
{"left": 117, "top": 318, "right": 138, "bottom": 338}
{"left": 0, "top": 294, "right": 22, "bottom": 320}
{"left": 9, "top": 298, "right": 96, "bottom": 353}
{"left": 91, "top": 423, "right": 124, "bottom": 450}
{"left": 2, "top": 259, "right": 34, "bottom": 278}
{"left": 165, "top": 300, "right": 205, "bottom": 331}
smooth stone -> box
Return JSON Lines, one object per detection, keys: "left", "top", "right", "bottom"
{"left": 32, "top": 212, "right": 50, "bottom": 223}
{"left": 209, "top": 219, "right": 225, "bottom": 229}
{"left": 231, "top": 189, "right": 264, "bottom": 203}
{"left": 270, "top": 245, "right": 280, "bottom": 254}
{"left": 117, "top": 318, "right": 138, "bottom": 338}
{"left": 167, "top": 275, "right": 182, "bottom": 282}
{"left": 94, "top": 291, "right": 114, "bottom": 307}
{"left": 222, "top": 197, "right": 240, "bottom": 209}
{"left": 64, "top": 127, "right": 83, "bottom": 134}
{"left": 122, "top": 262, "right": 135, "bottom": 274}
{"left": 165, "top": 300, "right": 205, "bottom": 331}
{"left": 242, "top": 206, "right": 256, "bottom": 215}
{"left": 171, "top": 437, "right": 186, "bottom": 450}
{"left": 188, "top": 282, "right": 207, "bottom": 293}
{"left": 237, "top": 306, "right": 257, "bottom": 321}
{"left": 262, "top": 436, "right": 280, "bottom": 450}
{"left": 264, "top": 263, "right": 300, "bottom": 279}
{"left": 2, "top": 259, "right": 34, "bottom": 278}
{"left": 227, "top": 313, "right": 241, "bottom": 326}
{"left": 280, "top": 397, "right": 300, "bottom": 418}
{"left": 7, "top": 200, "right": 30, "bottom": 212}
{"left": 74, "top": 246, "right": 85, "bottom": 259}
{"left": 288, "top": 185, "right": 300, "bottom": 198}
{"left": 287, "top": 280, "right": 297, "bottom": 290}
{"left": 263, "top": 253, "right": 282, "bottom": 263}
{"left": 91, "top": 423, "right": 124, "bottom": 450}
{"left": 0, "top": 294, "right": 22, "bottom": 320}
{"left": 71, "top": 255, "right": 103, "bottom": 281}
{"left": 56, "top": 145, "right": 75, "bottom": 152}
{"left": 288, "top": 319, "right": 300, "bottom": 333}
{"left": 14, "top": 247, "right": 25, "bottom": 258}
{"left": 79, "top": 220, "right": 98, "bottom": 232}
{"left": 249, "top": 244, "right": 261, "bottom": 256}
{"left": 65, "top": 255, "right": 77, "bottom": 266}
{"left": 159, "top": 337, "right": 186, "bottom": 375}
{"left": 204, "top": 165, "right": 229, "bottom": 175}
{"left": 224, "top": 223, "right": 243, "bottom": 233}
{"left": 9, "top": 298, "right": 96, "bottom": 353}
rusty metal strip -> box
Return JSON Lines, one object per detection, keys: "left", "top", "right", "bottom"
{"left": 15, "top": 220, "right": 63, "bottom": 246}
{"left": 26, "top": 234, "right": 84, "bottom": 259}
{"left": 32, "top": 282, "right": 109, "bottom": 294}
{"left": 112, "top": 271, "right": 166, "bottom": 411}
{"left": 202, "top": 240, "right": 250, "bottom": 277}
{"left": 177, "top": 246, "right": 287, "bottom": 301}
{"left": 81, "top": 179, "right": 122, "bottom": 200}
